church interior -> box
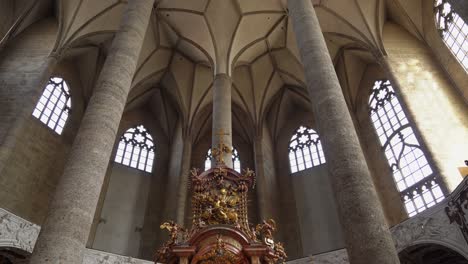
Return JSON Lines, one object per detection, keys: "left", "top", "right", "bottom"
{"left": 0, "top": 0, "right": 467, "bottom": 263}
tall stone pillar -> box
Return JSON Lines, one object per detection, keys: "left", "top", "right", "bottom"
{"left": 211, "top": 74, "right": 233, "bottom": 168}
{"left": 287, "top": 1, "right": 400, "bottom": 263}
{"left": 29, "top": 1, "right": 154, "bottom": 263}
{"left": 253, "top": 136, "right": 274, "bottom": 220}
{"left": 176, "top": 135, "right": 192, "bottom": 225}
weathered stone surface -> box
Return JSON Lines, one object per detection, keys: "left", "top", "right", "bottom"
{"left": 211, "top": 74, "right": 233, "bottom": 168}
{"left": 0, "top": 208, "right": 40, "bottom": 253}
{"left": 286, "top": 249, "right": 349, "bottom": 264}
{"left": 28, "top": 1, "right": 155, "bottom": 263}
{"left": 82, "top": 249, "right": 153, "bottom": 264}
{"left": 287, "top": 0, "right": 400, "bottom": 263}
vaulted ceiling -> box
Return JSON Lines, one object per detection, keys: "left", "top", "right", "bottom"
{"left": 0, "top": 0, "right": 432, "bottom": 141}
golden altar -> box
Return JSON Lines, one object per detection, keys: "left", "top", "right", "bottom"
{"left": 154, "top": 143, "right": 286, "bottom": 264}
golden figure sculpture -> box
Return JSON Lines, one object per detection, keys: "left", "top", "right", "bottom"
{"left": 155, "top": 130, "right": 286, "bottom": 263}
{"left": 256, "top": 219, "right": 277, "bottom": 242}
{"left": 160, "top": 221, "right": 184, "bottom": 245}
{"left": 195, "top": 187, "right": 240, "bottom": 225}
{"left": 273, "top": 242, "right": 288, "bottom": 263}
{"left": 211, "top": 129, "right": 233, "bottom": 165}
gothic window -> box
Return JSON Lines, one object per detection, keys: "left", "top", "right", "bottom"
{"left": 369, "top": 80, "right": 445, "bottom": 216}
{"left": 32, "top": 77, "right": 71, "bottom": 135}
{"left": 114, "top": 125, "right": 155, "bottom": 173}
{"left": 204, "top": 147, "right": 241, "bottom": 172}
{"left": 435, "top": 0, "right": 468, "bottom": 71}
{"left": 288, "top": 126, "right": 326, "bottom": 173}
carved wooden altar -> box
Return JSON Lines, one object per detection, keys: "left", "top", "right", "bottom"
{"left": 155, "top": 157, "right": 286, "bottom": 264}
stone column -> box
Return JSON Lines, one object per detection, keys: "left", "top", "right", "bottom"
{"left": 29, "top": 1, "right": 154, "bottom": 263}
{"left": 287, "top": 1, "right": 400, "bottom": 263}
{"left": 176, "top": 135, "right": 192, "bottom": 225}
{"left": 211, "top": 74, "right": 233, "bottom": 168}
{"left": 253, "top": 136, "right": 274, "bottom": 220}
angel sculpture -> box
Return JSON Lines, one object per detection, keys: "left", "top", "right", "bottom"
{"left": 160, "top": 221, "right": 184, "bottom": 245}
{"left": 256, "top": 219, "right": 277, "bottom": 245}
{"left": 273, "top": 242, "right": 288, "bottom": 263}
{"left": 154, "top": 243, "right": 170, "bottom": 263}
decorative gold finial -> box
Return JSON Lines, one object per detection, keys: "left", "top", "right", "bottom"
{"left": 212, "top": 128, "right": 232, "bottom": 165}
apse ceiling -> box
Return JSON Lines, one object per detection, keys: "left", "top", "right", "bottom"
{"left": 0, "top": 0, "right": 429, "bottom": 140}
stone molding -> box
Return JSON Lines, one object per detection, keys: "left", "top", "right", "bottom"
{"left": 391, "top": 202, "right": 468, "bottom": 257}
{"left": 0, "top": 207, "right": 40, "bottom": 253}
{"left": 83, "top": 249, "right": 153, "bottom": 264}
{"left": 285, "top": 249, "right": 349, "bottom": 264}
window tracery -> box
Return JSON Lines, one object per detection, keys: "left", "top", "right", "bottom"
{"left": 369, "top": 80, "right": 445, "bottom": 216}
{"left": 435, "top": 0, "right": 468, "bottom": 71}
{"left": 288, "top": 126, "right": 326, "bottom": 173}
{"left": 32, "top": 77, "right": 71, "bottom": 135}
{"left": 204, "top": 147, "right": 241, "bottom": 172}
{"left": 114, "top": 125, "right": 155, "bottom": 173}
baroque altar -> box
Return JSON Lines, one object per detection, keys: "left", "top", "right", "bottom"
{"left": 154, "top": 138, "right": 287, "bottom": 264}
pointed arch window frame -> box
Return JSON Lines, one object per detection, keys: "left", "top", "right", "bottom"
{"left": 434, "top": 0, "right": 468, "bottom": 71}
{"left": 368, "top": 79, "right": 446, "bottom": 216}
{"left": 32, "top": 77, "right": 72, "bottom": 135}
{"left": 288, "top": 126, "right": 326, "bottom": 174}
{"left": 114, "top": 125, "right": 155, "bottom": 173}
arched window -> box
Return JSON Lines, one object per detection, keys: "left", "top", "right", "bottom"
{"left": 435, "top": 0, "right": 468, "bottom": 71}
{"left": 32, "top": 77, "right": 71, "bottom": 135}
{"left": 204, "top": 147, "right": 241, "bottom": 172}
{"left": 369, "top": 80, "right": 445, "bottom": 216}
{"left": 114, "top": 125, "right": 155, "bottom": 173}
{"left": 289, "top": 126, "right": 326, "bottom": 173}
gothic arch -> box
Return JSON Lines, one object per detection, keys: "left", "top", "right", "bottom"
{"left": 398, "top": 242, "right": 468, "bottom": 264}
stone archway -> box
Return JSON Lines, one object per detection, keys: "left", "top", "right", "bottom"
{"left": 399, "top": 243, "right": 468, "bottom": 264}
{"left": 0, "top": 247, "right": 29, "bottom": 264}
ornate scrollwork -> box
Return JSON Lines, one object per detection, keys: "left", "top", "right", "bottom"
{"left": 198, "top": 235, "right": 242, "bottom": 264}
{"left": 211, "top": 129, "right": 233, "bottom": 166}
{"left": 155, "top": 148, "right": 286, "bottom": 263}
{"left": 193, "top": 187, "right": 240, "bottom": 225}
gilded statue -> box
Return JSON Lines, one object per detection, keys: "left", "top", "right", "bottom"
{"left": 273, "top": 242, "right": 288, "bottom": 263}
{"left": 195, "top": 188, "right": 240, "bottom": 225}
{"left": 160, "top": 221, "right": 184, "bottom": 245}
{"left": 256, "top": 219, "right": 277, "bottom": 241}
{"left": 211, "top": 129, "right": 233, "bottom": 165}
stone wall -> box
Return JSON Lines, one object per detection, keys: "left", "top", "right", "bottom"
{"left": 0, "top": 0, "right": 14, "bottom": 39}
{"left": 291, "top": 165, "right": 345, "bottom": 255}
{"left": 92, "top": 164, "right": 151, "bottom": 258}
{"left": 383, "top": 22, "right": 468, "bottom": 192}
{"left": 0, "top": 18, "right": 91, "bottom": 225}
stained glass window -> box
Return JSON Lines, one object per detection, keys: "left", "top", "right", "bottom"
{"left": 289, "top": 126, "right": 326, "bottom": 173}
{"left": 435, "top": 0, "right": 468, "bottom": 71}
{"left": 114, "top": 125, "right": 155, "bottom": 173}
{"left": 32, "top": 77, "right": 71, "bottom": 135}
{"left": 369, "top": 80, "right": 445, "bottom": 216}
{"left": 204, "top": 147, "right": 241, "bottom": 172}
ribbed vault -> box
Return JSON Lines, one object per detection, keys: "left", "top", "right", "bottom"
{"left": 0, "top": 0, "right": 433, "bottom": 142}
